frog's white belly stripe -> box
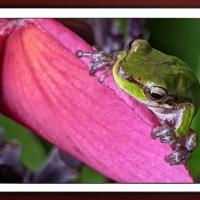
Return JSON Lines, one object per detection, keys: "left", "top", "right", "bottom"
{"left": 148, "top": 106, "right": 183, "bottom": 130}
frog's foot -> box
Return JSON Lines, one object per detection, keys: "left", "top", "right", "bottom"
{"left": 164, "top": 148, "right": 192, "bottom": 165}
{"left": 165, "top": 129, "right": 197, "bottom": 165}
{"left": 173, "top": 129, "right": 197, "bottom": 152}
{"left": 152, "top": 127, "right": 197, "bottom": 165}
{"left": 151, "top": 126, "right": 177, "bottom": 147}
{"left": 76, "top": 45, "right": 118, "bottom": 82}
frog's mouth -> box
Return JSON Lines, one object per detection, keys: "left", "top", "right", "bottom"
{"left": 137, "top": 98, "right": 174, "bottom": 111}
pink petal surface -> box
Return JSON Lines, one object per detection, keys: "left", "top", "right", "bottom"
{"left": 0, "top": 18, "right": 193, "bottom": 182}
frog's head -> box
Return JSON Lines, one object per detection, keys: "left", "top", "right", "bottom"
{"left": 114, "top": 39, "right": 200, "bottom": 112}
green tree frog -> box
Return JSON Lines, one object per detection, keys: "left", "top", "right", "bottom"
{"left": 76, "top": 39, "right": 200, "bottom": 165}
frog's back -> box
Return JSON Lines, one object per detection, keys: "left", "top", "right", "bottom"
{"left": 153, "top": 54, "right": 200, "bottom": 112}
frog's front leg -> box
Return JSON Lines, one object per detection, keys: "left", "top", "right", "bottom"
{"left": 76, "top": 46, "right": 118, "bottom": 82}
{"left": 151, "top": 126, "right": 177, "bottom": 147}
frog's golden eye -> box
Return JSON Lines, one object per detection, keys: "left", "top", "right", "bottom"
{"left": 126, "top": 39, "right": 141, "bottom": 53}
{"left": 145, "top": 86, "right": 167, "bottom": 101}
{"left": 126, "top": 40, "right": 135, "bottom": 51}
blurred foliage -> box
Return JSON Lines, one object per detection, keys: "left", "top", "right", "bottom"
{"left": 0, "top": 114, "right": 48, "bottom": 171}
{"left": 1, "top": 18, "right": 200, "bottom": 183}
{"left": 75, "top": 165, "right": 109, "bottom": 183}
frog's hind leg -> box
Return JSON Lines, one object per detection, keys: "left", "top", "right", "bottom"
{"left": 151, "top": 126, "right": 177, "bottom": 147}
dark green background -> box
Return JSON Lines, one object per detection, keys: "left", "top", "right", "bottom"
{"left": 146, "top": 19, "right": 200, "bottom": 181}
{"left": 1, "top": 19, "right": 200, "bottom": 182}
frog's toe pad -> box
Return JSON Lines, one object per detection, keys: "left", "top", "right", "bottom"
{"left": 76, "top": 50, "right": 84, "bottom": 57}
{"left": 164, "top": 148, "right": 192, "bottom": 165}
{"left": 92, "top": 45, "right": 102, "bottom": 52}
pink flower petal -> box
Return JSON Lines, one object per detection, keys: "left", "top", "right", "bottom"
{"left": 0, "top": 18, "right": 193, "bottom": 182}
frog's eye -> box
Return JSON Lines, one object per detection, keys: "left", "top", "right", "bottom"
{"left": 145, "top": 86, "right": 167, "bottom": 101}
{"left": 126, "top": 39, "right": 141, "bottom": 52}
{"left": 126, "top": 40, "right": 135, "bottom": 51}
